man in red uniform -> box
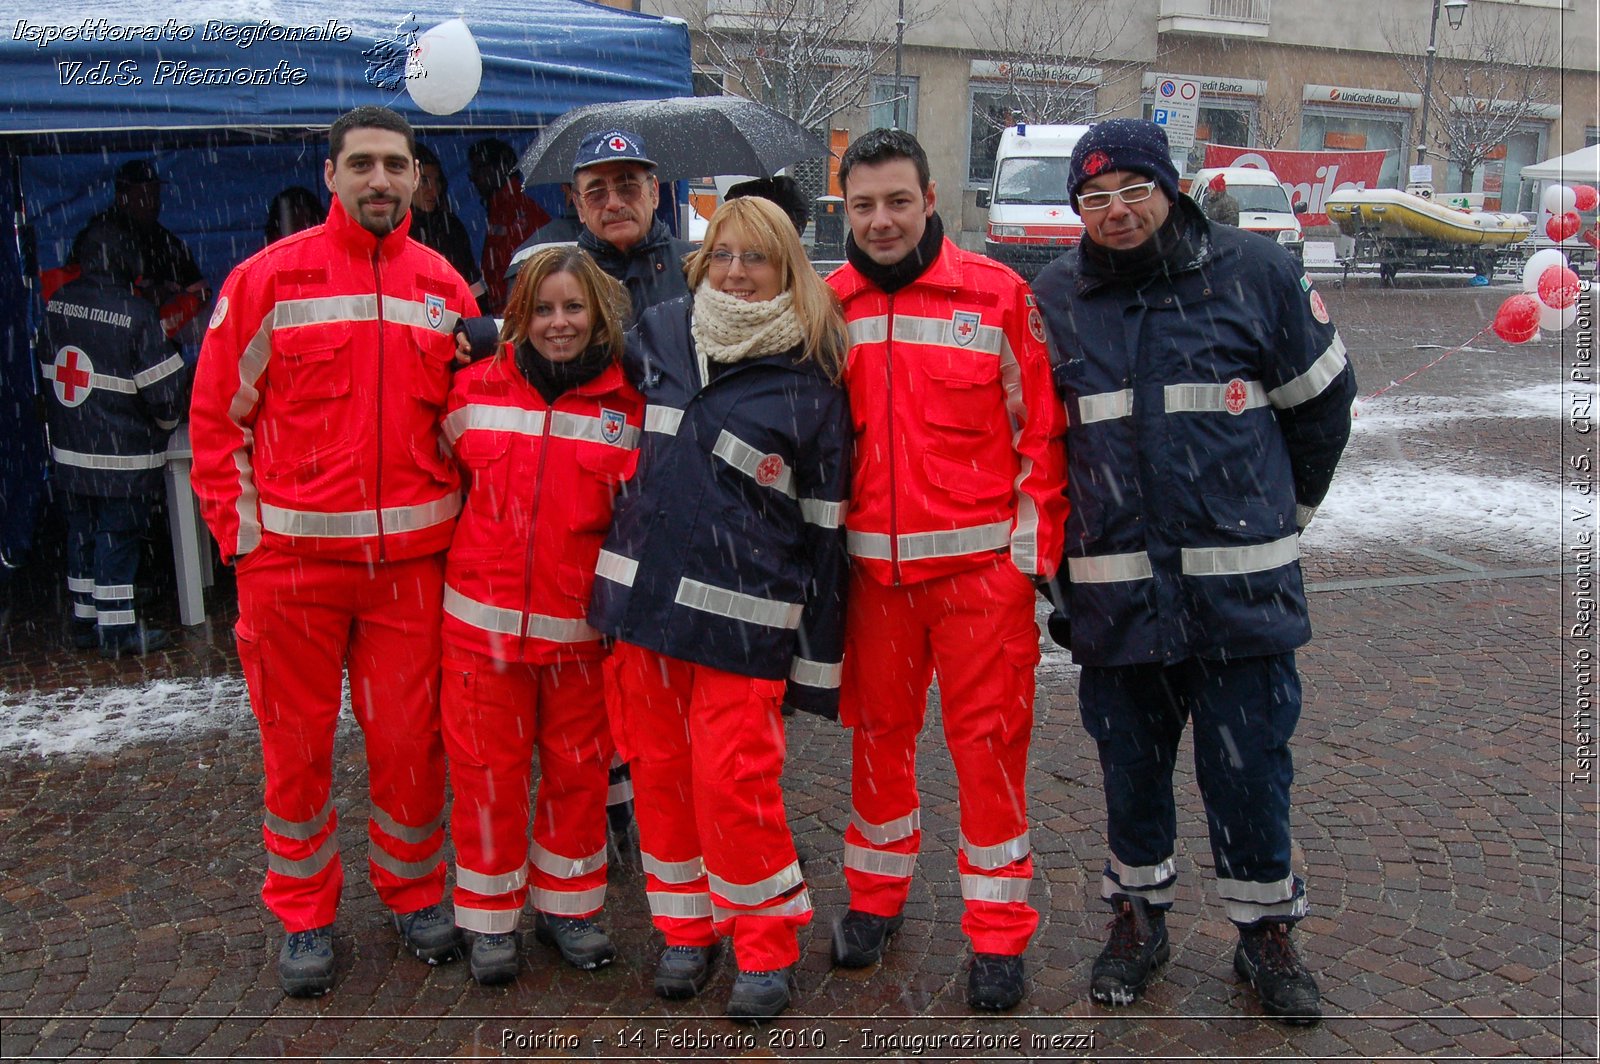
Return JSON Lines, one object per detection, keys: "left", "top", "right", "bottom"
{"left": 468, "top": 138, "right": 548, "bottom": 314}
{"left": 190, "top": 106, "right": 478, "bottom": 998}
{"left": 825, "top": 128, "right": 1068, "bottom": 1011}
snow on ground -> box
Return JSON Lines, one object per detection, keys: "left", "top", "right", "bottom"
{"left": 0, "top": 677, "right": 252, "bottom": 757}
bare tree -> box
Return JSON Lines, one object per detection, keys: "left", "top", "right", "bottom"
{"left": 1254, "top": 88, "right": 1299, "bottom": 150}
{"left": 673, "top": 0, "right": 928, "bottom": 132}
{"left": 959, "top": 0, "right": 1142, "bottom": 131}
{"left": 1388, "top": 7, "right": 1562, "bottom": 189}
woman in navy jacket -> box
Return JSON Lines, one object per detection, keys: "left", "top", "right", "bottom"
{"left": 589, "top": 196, "right": 850, "bottom": 1023}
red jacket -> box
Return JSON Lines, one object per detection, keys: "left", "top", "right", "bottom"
{"left": 190, "top": 200, "right": 478, "bottom": 565}
{"left": 828, "top": 240, "right": 1067, "bottom": 585}
{"left": 481, "top": 180, "right": 548, "bottom": 312}
{"left": 442, "top": 352, "right": 644, "bottom": 664}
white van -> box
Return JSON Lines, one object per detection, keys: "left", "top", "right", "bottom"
{"left": 978, "top": 124, "right": 1090, "bottom": 279}
{"left": 1190, "top": 166, "right": 1306, "bottom": 264}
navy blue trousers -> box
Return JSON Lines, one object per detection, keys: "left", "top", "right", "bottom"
{"left": 63, "top": 492, "right": 150, "bottom": 637}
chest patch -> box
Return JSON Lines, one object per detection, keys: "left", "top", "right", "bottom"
{"left": 952, "top": 310, "right": 981, "bottom": 347}
{"left": 1223, "top": 378, "right": 1250, "bottom": 415}
{"left": 755, "top": 454, "right": 785, "bottom": 486}
{"left": 424, "top": 293, "right": 447, "bottom": 330}
{"left": 600, "top": 407, "right": 626, "bottom": 445}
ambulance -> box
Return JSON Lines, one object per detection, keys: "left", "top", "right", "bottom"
{"left": 978, "top": 124, "right": 1090, "bottom": 280}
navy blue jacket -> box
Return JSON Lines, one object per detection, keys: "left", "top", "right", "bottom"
{"left": 577, "top": 219, "right": 693, "bottom": 317}
{"left": 1032, "top": 206, "right": 1355, "bottom": 667}
{"left": 588, "top": 296, "right": 852, "bottom": 717}
{"left": 39, "top": 274, "right": 187, "bottom": 497}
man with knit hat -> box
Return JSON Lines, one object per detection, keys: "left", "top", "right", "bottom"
{"left": 824, "top": 128, "right": 1068, "bottom": 1012}
{"left": 1031, "top": 118, "right": 1355, "bottom": 1025}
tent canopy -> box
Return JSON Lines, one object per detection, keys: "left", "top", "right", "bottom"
{"left": 1520, "top": 145, "right": 1600, "bottom": 185}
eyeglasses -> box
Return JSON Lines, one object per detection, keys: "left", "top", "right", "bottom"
{"left": 707, "top": 249, "right": 770, "bottom": 268}
{"left": 1076, "top": 181, "right": 1158, "bottom": 211}
{"left": 578, "top": 178, "right": 647, "bottom": 209}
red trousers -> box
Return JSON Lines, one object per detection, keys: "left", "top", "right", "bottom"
{"left": 839, "top": 559, "right": 1041, "bottom": 956}
{"left": 234, "top": 549, "right": 447, "bottom": 932}
{"left": 610, "top": 643, "right": 811, "bottom": 971}
{"left": 442, "top": 647, "right": 613, "bottom": 933}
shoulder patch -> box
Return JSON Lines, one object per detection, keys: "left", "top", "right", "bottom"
{"left": 208, "top": 296, "right": 228, "bottom": 330}
{"left": 1299, "top": 274, "right": 1312, "bottom": 292}
{"left": 1309, "top": 289, "right": 1331, "bottom": 325}
{"left": 1023, "top": 293, "right": 1038, "bottom": 307}
{"left": 1028, "top": 308, "right": 1047, "bottom": 345}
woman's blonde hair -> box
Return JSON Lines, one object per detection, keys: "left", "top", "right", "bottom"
{"left": 499, "top": 245, "right": 631, "bottom": 363}
{"left": 684, "top": 196, "right": 848, "bottom": 379}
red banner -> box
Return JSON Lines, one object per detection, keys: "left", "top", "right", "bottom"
{"left": 1202, "top": 145, "right": 1389, "bottom": 227}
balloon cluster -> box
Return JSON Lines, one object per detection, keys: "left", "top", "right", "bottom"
{"left": 1493, "top": 247, "right": 1583, "bottom": 343}
{"left": 1540, "top": 183, "right": 1598, "bottom": 246}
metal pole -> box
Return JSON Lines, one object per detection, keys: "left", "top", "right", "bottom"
{"left": 1415, "top": 0, "right": 1442, "bottom": 170}
{"left": 893, "top": 0, "right": 906, "bottom": 129}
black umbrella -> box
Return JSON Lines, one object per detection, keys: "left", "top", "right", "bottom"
{"left": 518, "top": 95, "right": 828, "bottom": 186}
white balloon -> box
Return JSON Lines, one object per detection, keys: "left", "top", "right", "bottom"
{"left": 1521, "top": 247, "right": 1569, "bottom": 294}
{"left": 406, "top": 19, "right": 482, "bottom": 116}
{"left": 1542, "top": 184, "right": 1577, "bottom": 216}
{"left": 1539, "top": 299, "right": 1577, "bottom": 332}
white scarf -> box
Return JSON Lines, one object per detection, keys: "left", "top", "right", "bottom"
{"left": 690, "top": 281, "right": 803, "bottom": 386}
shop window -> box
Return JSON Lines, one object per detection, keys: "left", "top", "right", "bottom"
{"left": 870, "top": 77, "right": 918, "bottom": 134}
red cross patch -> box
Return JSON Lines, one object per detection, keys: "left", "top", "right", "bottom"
{"left": 755, "top": 454, "right": 784, "bottom": 486}
{"left": 50, "top": 345, "right": 94, "bottom": 408}
{"left": 1223, "top": 378, "right": 1249, "bottom": 415}
{"left": 608, "top": 136, "right": 628, "bottom": 152}
{"left": 952, "top": 310, "right": 981, "bottom": 347}
{"left": 1084, "top": 150, "right": 1112, "bottom": 176}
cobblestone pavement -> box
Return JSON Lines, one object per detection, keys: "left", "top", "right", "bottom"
{"left": 2, "top": 277, "right": 1596, "bottom": 1062}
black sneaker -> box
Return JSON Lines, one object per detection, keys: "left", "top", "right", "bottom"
{"left": 726, "top": 966, "right": 794, "bottom": 1024}
{"left": 99, "top": 626, "right": 173, "bottom": 659}
{"left": 393, "top": 903, "right": 464, "bottom": 965}
{"left": 278, "top": 925, "right": 335, "bottom": 997}
{"left": 654, "top": 941, "right": 722, "bottom": 1000}
{"left": 1234, "top": 921, "right": 1322, "bottom": 1025}
{"left": 1090, "top": 898, "right": 1170, "bottom": 1006}
{"left": 534, "top": 911, "right": 616, "bottom": 970}
{"left": 468, "top": 931, "right": 520, "bottom": 985}
{"left": 831, "top": 909, "right": 904, "bottom": 968}
{"left": 968, "top": 952, "right": 1025, "bottom": 1010}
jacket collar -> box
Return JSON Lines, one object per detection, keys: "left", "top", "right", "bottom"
{"left": 324, "top": 197, "right": 414, "bottom": 260}
{"left": 578, "top": 217, "right": 673, "bottom": 261}
{"left": 1075, "top": 197, "right": 1227, "bottom": 297}
{"left": 830, "top": 237, "right": 967, "bottom": 301}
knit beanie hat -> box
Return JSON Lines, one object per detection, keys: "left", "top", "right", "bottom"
{"left": 1067, "top": 119, "right": 1183, "bottom": 209}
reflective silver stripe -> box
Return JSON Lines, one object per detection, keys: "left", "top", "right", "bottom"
{"left": 1068, "top": 551, "right": 1154, "bottom": 584}
{"left": 529, "top": 840, "right": 608, "bottom": 880}
{"left": 551, "top": 410, "right": 640, "bottom": 450}
{"left": 607, "top": 779, "right": 634, "bottom": 805}
{"left": 88, "top": 372, "right": 138, "bottom": 394}
{"left": 844, "top": 843, "right": 917, "bottom": 879}
{"left": 1110, "top": 854, "right": 1177, "bottom": 889}
{"left": 893, "top": 314, "right": 1004, "bottom": 356}
{"left": 1102, "top": 873, "right": 1176, "bottom": 906}
{"left": 595, "top": 550, "right": 638, "bottom": 587}
{"left": 456, "top": 862, "right": 528, "bottom": 896}
{"left": 455, "top": 904, "right": 523, "bottom": 934}
{"left": 93, "top": 583, "right": 135, "bottom": 600}
{"left": 644, "top": 406, "right": 683, "bottom": 436}
{"left": 274, "top": 293, "right": 377, "bottom": 328}
{"left": 266, "top": 832, "right": 339, "bottom": 878}
{"left": 674, "top": 578, "right": 803, "bottom": 630}
{"left": 897, "top": 521, "right": 1012, "bottom": 562}
{"left": 1269, "top": 333, "right": 1348, "bottom": 409}
{"left": 799, "top": 497, "right": 845, "bottom": 528}
{"left": 960, "top": 873, "right": 1031, "bottom": 904}
{"left": 1078, "top": 388, "right": 1134, "bottom": 425}
{"left": 997, "top": 335, "right": 1040, "bottom": 574}
{"left": 1222, "top": 893, "right": 1309, "bottom": 924}
{"left": 961, "top": 830, "right": 1031, "bottom": 871}
{"left": 95, "top": 609, "right": 136, "bottom": 626}
{"left": 642, "top": 853, "right": 705, "bottom": 884}
{"left": 530, "top": 884, "right": 608, "bottom": 915}
{"left": 789, "top": 657, "right": 842, "bottom": 689}
{"left": 852, "top": 809, "right": 920, "bottom": 846}
{"left": 712, "top": 430, "right": 794, "bottom": 497}
{"left": 443, "top": 403, "right": 545, "bottom": 443}
{"left": 846, "top": 530, "right": 892, "bottom": 560}
{"left": 73, "top": 602, "right": 98, "bottom": 619}
{"left": 383, "top": 295, "right": 463, "bottom": 335}
{"left": 369, "top": 842, "right": 444, "bottom": 880}
{"left": 1296, "top": 504, "right": 1317, "bottom": 529}
{"left": 134, "top": 353, "right": 185, "bottom": 389}
{"left": 260, "top": 492, "right": 460, "bottom": 538}
{"left": 229, "top": 311, "right": 272, "bottom": 556}
{"left": 1218, "top": 872, "right": 1299, "bottom": 904}
{"left": 713, "top": 887, "right": 813, "bottom": 922}
{"left": 708, "top": 861, "right": 803, "bottom": 906}
{"left": 647, "top": 890, "right": 712, "bottom": 919}
{"left": 1181, "top": 534, "right": 1300, "bottom": 577}
{"left": 264, "top": 797, "right": 335, "bottom": 842}
{"left": 67, "top": 576, "right": 94, "bottom": 593}
{"left": 371, "top": 804, "right": 444, "bottom": 846}
{"left": 51, "top": 445, "right": 166, "bottom": 470}
{"left": 1163, "top": 380, "right": 1269, "bottom": 414}
{"left": 447, "top": 578, "right": 598, "bottom": 641}
{"left": 847, "top": 315, "right": 888, "bottom": 345}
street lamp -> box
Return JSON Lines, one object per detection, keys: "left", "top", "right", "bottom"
{"left": 1415, "top": 0, "right": 1470, "bottom": 171}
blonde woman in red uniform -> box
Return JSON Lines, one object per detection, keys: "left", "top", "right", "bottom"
{"left": 440, "top": 247, "right": 644, "bottom": 985}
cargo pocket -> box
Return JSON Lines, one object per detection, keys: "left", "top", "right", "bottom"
{"left": 921, "top": 349, "right": 1000, "bottom": 435}
{"left": 235, "top": 628, "right": 273, "bottom": 726}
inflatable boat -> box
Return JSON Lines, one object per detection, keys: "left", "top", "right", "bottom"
{"left": 1323, "top": 188, "right": 1532, "bottom": 247}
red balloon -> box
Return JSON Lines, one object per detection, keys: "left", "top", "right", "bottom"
{"left": 1492, "top": 294, "right": 1542, "bottom": 344}
{"left": 1547, "top": 211, "right": 1581, "bottom": 242}
{"left": 1538, "top": 265, "right": 1581, "bottom": 310}
{"left": 1574, "top": 185, "right": 1600, "bottom": 212}
{"left": 1584, "top": 225, "right": 1600, "bottom": 252}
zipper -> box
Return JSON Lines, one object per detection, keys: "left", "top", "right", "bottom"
{"left": 372, "top": 248, "right": 386, "bottom": 561}
{"left": 885, "top": 292, "right": 901, "bottom": 585}
{"left": 523, "top": 396, "right": 552, "bottom": 642}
